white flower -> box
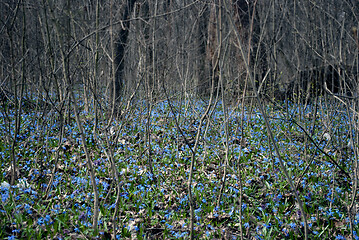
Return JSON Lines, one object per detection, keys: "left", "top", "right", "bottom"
{"left": 348, "top": 139, "right": 353, "bottom": 149}
{"left": 17, "top": 178, "right": 30, "bottom": 189}
{"left": 109, "top": 126, "right": 116, "bottom": 136}
{"left": 323, "top": 133, "right": 331, "bottom": 141}
{"left": 0, "top": 181, "right": 10, "bottom": 190}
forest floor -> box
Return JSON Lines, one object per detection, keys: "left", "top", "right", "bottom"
{"left": 0, "top": 98, "right": 358, "bottom": 239}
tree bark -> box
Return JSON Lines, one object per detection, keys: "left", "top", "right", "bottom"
{"left": 111, "top": 0, "right": 137, "bottom": 104}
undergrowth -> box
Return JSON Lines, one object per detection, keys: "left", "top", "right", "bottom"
{"left": 0, "top": 98, "right": 358, "bottom": 239}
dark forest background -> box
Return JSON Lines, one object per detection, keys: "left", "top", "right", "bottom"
{"left": 1, "top": 0, "right": 359, "bottom": 109}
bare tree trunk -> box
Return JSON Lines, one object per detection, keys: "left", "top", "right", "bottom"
{"left": 196, "top": 4, "right": 209, "bottom": 95}
{"left": 8, "top": 0, "right": 24, "bottom": 185}
{"left": 110, "top": 0, "right": 137, "bottom": 110}
{"left": 206, "top": 3, "right": 219, "bottom": 96}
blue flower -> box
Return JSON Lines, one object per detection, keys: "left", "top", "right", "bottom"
{"left": 282, "top": 228, "right": 289, "bottom": 236}
{"left": 165, "top": 223, "right": 173, "bottom": 229}
{"left": 263, "top": 223, "right": 271, "bottom": 229}
{"left": 207, "top": 224, "right": 214, "bottom": 230}
{"left": 336, "top": 235, "right": 346, "bottom": 240}
{"left": 354, "top": 231, "right": 359, "bottom": 240}
{"left": 1, "top": 192, "right": 9, "bottom": 203}
{"left": 37, "top": 217, "right": 44, "bottom": 226}
{"left": 44, "top": 214, "right": 53, "bottom": 225}
{"left": 289, "top": 222, "right": 296, "bottom": 229}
